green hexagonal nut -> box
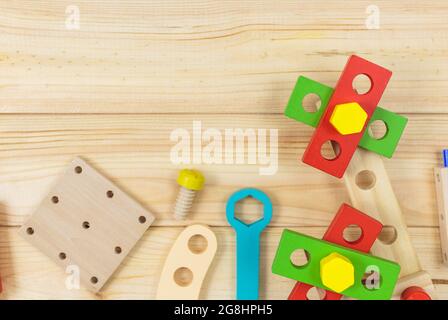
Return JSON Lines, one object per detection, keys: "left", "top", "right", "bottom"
{"left": 320, "top": 252, "right": 355, "bottom": 293}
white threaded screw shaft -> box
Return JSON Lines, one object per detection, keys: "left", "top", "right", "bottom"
{"left": 173, "top": 187, "right": 196, "bottom": 220}
{"left": 173, "top": 169, "right": 205, "bottom": 220}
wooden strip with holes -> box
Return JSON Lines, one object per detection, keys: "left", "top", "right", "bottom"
{"left": 343, "top": 149, "right": 436, "bottom": 298}
{"left": 156, "top": 224, "right": 217, "bottom": 299}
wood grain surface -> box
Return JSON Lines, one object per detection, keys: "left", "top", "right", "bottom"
{"left": 0, "top": 0, "right": 447, "bottom": 114}
{"left": 0, "top": 0, "right": 447, "bottom": 299}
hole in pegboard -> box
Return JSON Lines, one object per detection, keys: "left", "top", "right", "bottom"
{"left": 90, "top": 276, "right": 98, "bottom": 284}
{"left": 353, "top": 74, "right": 372, "bottom": 95}
{"left": 173, "top": 267, "right": 193, "bottom": 287}
{"left": 51, "top": 196, "right": 59, "bottom": 204}
{"left": 26, "top": 227, "right": 34, "bottom": 235}
{"left": 355, "top": 170, "right": 377, "bottom": 190}
{"left": 290, "top": 249, "right": 309, "bottom": 268}
{"left": 74, "top": 166, "right": 83, "bottom": 174}
{"left": 115, "top": 246, "right": 122, "bottom": 254}
{"left": 82, "top": 221, "right": 90, "bottom": 229}
{"left": 302, "top": 93, "right": 321, "bottom": 113}
{"left": 320, "top": 140, "right": 340, "bottom": 160}
{"left": 59, "top": 252, "right": 67, "bottom": 260}
{"left": 139, "top": 216, "right": 147, "bottom": 224}
{"left": 343, "top": 224, "right": 363, "bottom": 243}
{"left": 188, "top": 234, "right": 208, "bottom": 254}
{"left": 106, "top": 190, "right": 114, "bottom": 198}
{"left": 368, "top": 120, "right": 388, "bottom": 140}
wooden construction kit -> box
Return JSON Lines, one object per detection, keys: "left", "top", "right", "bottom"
{"left": 5, "top": 54, "right": 444, "bottom": 300}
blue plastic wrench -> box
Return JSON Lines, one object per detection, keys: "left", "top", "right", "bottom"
{"left": 226, "top": 188, "right": 273, "bottom": 300}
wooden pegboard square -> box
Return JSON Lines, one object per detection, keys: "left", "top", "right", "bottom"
{"left": 19, "top": 157, "right": 155, "bottom": 292}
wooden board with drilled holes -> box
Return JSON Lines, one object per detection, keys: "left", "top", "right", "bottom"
{"left": 344, "top": 149, "right": 437, "bottom": 299}
{"left": 18, "top": 157, "right": 155, "bottom": 292}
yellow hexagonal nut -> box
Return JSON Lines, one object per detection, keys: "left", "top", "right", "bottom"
{"left": 329, "top": 102, "right": 367, "bottom": 135}
{"left": 320, "top": 252, "right": 355, "bottom": 293}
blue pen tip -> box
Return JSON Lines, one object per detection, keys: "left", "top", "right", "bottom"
{"left": 443, "top": 149, "right": 448, "bottom": 168}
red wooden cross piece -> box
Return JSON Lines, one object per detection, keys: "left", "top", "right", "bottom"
{"left": 285, "top": 55, "right": 408, "bottom": 178}
{"left": 303, "top": 56, "right": 391, "bottom": 177}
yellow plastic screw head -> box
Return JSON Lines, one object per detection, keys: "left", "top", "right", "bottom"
{"left": 329, "top": 102, "right": 368, "bottom": 135}
{"left": 320, "top": 252, "right": 355, "bottom": 293}
{"left": 177, "top": 169, "right": 205, "bottom": 191}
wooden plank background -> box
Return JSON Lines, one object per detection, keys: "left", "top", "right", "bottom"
{"left": 0, "top": 0, "right": 447, "bottom": 299}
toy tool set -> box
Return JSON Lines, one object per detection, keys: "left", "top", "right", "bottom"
{"left": 8, "top": 55, "right": 443, "bottom": 300}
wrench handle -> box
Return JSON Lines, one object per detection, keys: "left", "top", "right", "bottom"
{"left": 235, "top": 231, "right": 261, "bottom": 300}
